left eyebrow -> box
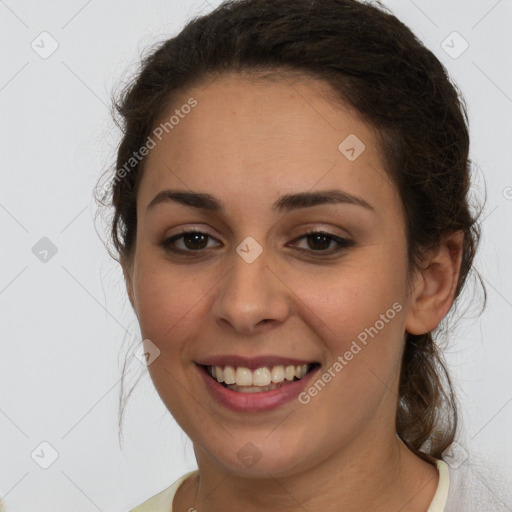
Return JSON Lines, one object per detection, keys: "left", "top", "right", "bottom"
{"left": 146, "top": 189, "right": 375, "bottom": 214}
{"left": 273, "top": 189, "right": 374, "bottom": 213}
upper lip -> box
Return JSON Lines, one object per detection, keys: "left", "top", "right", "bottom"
{"left": 196, "top": 355, "right": 319, "bottom": 370}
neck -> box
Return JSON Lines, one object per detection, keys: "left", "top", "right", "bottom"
{"left": 179, "top": 431, "right": 439, "bottom": 512}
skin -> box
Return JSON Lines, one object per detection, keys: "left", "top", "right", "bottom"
{"left": 124, "top": 72, "right": 463, "bottom": 511}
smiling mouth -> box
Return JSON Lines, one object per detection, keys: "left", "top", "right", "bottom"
{"left": 202, "top": 363, "right": 320, "bottom": 393}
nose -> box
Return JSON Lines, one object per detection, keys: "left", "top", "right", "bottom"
{"left": 211, "top": 248, "right": 291, "bottom": 335}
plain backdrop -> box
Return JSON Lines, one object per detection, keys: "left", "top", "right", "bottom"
{"left": 0, "top": 0, "right": 511, "bottom": 511}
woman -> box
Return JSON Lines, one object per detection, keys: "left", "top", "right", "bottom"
{"left": 96, "top": 0, "right": 508, "bottom": 510}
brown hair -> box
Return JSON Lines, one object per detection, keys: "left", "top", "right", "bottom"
{"left": 95, "top": 0, "right": 486, "bottom": 460}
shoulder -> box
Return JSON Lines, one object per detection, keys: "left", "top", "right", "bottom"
{"left": 128, "top": 470, "right": 199, "bottom": 512}
{"left": 441, "top": 458, "right": 511, "bottom": 512}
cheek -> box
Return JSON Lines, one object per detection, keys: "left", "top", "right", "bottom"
{"left": 290, "top": 258, "right": 406, "bottom": 339}
{"left": 131, "top": 264, "right": 208, "bottom": 414}
{"left": 296, "top": 285, "right": 405, "bottom": 427}
{"left": 288, "top": 261, "right": 407, "bottom": 398}
{"left": 132, "top": 250, "right": 209, "bottom": 341}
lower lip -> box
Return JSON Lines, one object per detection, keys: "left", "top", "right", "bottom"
{"left": 197, "top": 364, "right": 320, "bottom": 412}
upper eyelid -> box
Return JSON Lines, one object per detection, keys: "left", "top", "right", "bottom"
{"left": 166, "top": 228, "right": 345, "bottom": 240}
{"left": 163, "top": 229, "right": 351, "bottom": 250}
{"left": 165, "top": 223, "right": 350, "bottom": 239}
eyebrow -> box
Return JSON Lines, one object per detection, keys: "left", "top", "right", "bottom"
{"left": 146, "top": 189, "right": 374, "bottom": 214}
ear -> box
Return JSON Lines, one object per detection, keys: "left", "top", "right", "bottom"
{"left": 405, "top": 231, "right": 464, "bottom": 335}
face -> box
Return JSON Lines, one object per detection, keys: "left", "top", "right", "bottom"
{"left": 125, "top": 72, "right": 415, "bottom": 477}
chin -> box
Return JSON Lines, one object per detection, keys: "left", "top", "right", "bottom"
{"left": 203, "top": 437, "right": 312, "bottom": 478}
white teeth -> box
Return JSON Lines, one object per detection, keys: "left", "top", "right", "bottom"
{"left": 208, "top": 363, "right": 311, "bottom": 387}
{"left": 223, "top": 365, "right": 236, "bottom": 385}
{"left": 295, "top": 365, "right": 307, "bottom": 379}
{"left": 252, "top": 367, "right": 271, "bottom": 386}
{"left": 235, "top": 367, "right": 253, "bottom": 386}
{"left": 270, "top": 365, "right": 284, "bottom": 383}
{"left": 285, "top": 365, "right": 296, "bottom": 381}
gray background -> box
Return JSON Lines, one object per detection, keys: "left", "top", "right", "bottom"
{"left": 0, "top": 0, "right": 511, "bottom": 510}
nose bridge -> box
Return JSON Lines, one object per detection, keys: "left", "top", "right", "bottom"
{"left": 212, "top": 243, "right": 289, "bottom": 333}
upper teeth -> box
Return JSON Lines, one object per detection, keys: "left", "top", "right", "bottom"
{"left": 207, "top": 364, "right": 310, "bottom": 386}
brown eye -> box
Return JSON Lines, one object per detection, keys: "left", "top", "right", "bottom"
{"left": 161, "top": 231, "right": 220, "bottom": 253}
{"left": 306, "top": 233, "right": 333, "bottom": 251}
{"left": 181, "top": 232, "right": 209, "bottom": 250}
{"left": 291, "top": 231, "right": 354, "bottom": 255}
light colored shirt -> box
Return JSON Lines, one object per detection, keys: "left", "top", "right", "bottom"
{"left": 128, "top": 459, "right": 511, "bottom": 511}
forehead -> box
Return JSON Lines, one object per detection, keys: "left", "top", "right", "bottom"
{"left": 138, "top": 72, "right": 398, "bottom": 217}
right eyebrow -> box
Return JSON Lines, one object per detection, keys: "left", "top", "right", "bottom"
{"left": 146, "top": 188, "right": 375, "bottom": 215}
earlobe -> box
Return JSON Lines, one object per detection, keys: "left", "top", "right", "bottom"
{"left": 405, "top": 231, "right": 464, "bottom": 335}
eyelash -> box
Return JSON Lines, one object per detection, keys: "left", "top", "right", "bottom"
{"left": 160, "top": 229, "right": 354, "bottom": 257}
